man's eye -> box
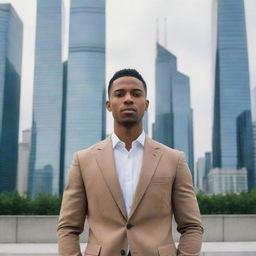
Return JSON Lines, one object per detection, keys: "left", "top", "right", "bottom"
{"left": 115, "top": 93, "right": 123, "bottom": 97}
{"left": 133, "top": 93, "right": 141, "bottom": 97}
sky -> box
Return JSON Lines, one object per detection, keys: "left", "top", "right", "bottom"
{"left": 1, "top": 0, "right": 256, "bottom": 163}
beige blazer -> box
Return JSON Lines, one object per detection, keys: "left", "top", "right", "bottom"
{"left": 57, "top": 136, "right": 203, "bottom": 256}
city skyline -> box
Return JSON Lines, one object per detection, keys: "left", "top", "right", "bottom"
{"left": 0, "top": 3, "right": 23, "bottom": 192}
{"left": 28, "top": 0, "right": 64, "bottom": 196}
{"left": 0, "top": 0, "right": 256, "bottom": 163}
{"left": 212, "top": 0, "right": 251, "bottom": 169}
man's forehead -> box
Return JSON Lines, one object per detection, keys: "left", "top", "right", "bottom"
{"left": 112, "top": 76, "right": 144, "bottom": 90}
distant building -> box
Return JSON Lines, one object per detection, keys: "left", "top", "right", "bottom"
{"left": 196, "top": 157, "right": 205, "bottom": 191}
{"left": 253, "top": 87, "right": 256, "bottom": 121}
{"left": 237, "top": 110, "right": 254, "bottom": 190}
{"left": 143, "top": 111, "right": 148, "bottom": 134}
{"left": 212, "top": 0, "right": 251, "bottom": 169}
{"left": 64, "top": 0, "right": 106, "bottom": 186}
{"left": 153, "top": 43, "right": 176, "bottom": 148}
{"left": 204, "top": 152, "right": 212, "bottom": 192}
{"left": 0, "top": 4, "right": 23, "bottom": 192}
{"left": 17, "top": 129, "right": 31, "bottom": 195}
{"left": 172, "top": 72, "right": 194, "bottom": 174}
{"left": 28, "top": 0, "right": 63, "bottom": 197}
{"left": 153, "top": 43, "right": 194, "bottom": 175}
{"left": 208, "top": 168, "right": 248, "bottom": 194}
{"left": 252, "top": 121, "right": 256, "bottom": 189}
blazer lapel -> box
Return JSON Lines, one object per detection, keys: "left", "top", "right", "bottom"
{"left": 95, "top": 137, "right": 127, "bottom": 220}
{"left": 128, "top": 136, "right": 162, "bottom": 220}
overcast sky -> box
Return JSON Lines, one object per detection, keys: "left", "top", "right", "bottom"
{"left": 1, "top": 0, "right": 256, "bottom": 162}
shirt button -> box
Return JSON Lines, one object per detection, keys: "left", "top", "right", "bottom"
{"left": 120, "top": 249, "right": 126, "bottom": 255}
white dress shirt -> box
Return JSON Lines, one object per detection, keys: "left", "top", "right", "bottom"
{"left": 111, "top": 130, "right": 145, "bottom": 217}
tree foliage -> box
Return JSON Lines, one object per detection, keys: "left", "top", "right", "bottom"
{"left": 0, "top": 192, "right": 61, "bottom": 215}
{"left": 0, "top": 190, "right": 256, "bottom": 215}
{"left": 197, "top": 189, "right": 256, "bottom": 214}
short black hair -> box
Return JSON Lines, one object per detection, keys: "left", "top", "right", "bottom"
{"left": 108, "top": 68, "right": 147, "bottom": 96}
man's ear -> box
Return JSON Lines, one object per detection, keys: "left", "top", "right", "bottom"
{"left": 105, "top": 100, "right": 112, "bottom": 112}
{"left": 145, "top": 99, "right": 149, "bottom": 111}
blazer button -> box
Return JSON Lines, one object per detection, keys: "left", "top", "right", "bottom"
{"left": 126, "top": 223, "right": 134, "bottom": 229}
{"left": 120, "top": 249, "right": 126, "bottom": 255}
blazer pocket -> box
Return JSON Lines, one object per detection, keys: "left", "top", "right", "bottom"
{"left": 151, "top": 176, "right": 171, "bottom": 184}
{"left": 84, "top": 243, "right": 101, "bottom": 256}
{"left": 158, "top": 243, "right": 176, "bottom": 256}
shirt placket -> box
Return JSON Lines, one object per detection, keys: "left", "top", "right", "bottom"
{"left": 126, "top": 150, "right": 133, "bottom": 216}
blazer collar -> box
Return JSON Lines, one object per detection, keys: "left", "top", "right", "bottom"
{"left": 95, "top": 135, "right": 162, "bottom": 220}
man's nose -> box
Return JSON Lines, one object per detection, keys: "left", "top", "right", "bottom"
{"left": 124, "top": 93, "right": 134, "bottom": 104}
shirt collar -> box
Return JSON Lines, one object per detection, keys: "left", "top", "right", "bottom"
{"left": 111, "top": 130, "right": 145, "bottom": 149}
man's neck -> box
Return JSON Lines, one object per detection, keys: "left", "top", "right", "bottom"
{"left": 114, "top": 123, "right": 143, "bottom": 151}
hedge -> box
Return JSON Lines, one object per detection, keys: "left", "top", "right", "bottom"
{"left": 0, "top": 190, "right": 256, "bottom": 215}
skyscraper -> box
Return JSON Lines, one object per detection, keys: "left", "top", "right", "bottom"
{"left": 0, "top": 4, "right": 23, "bottom": 192}
{"left": 64, "top": 0, "right": 106, "bottom": 184}
{"left": 253, "top": 122, "right": 256, "bottom": 188}
{"left": 153, "top": 44, "right": 194, "bottom": 174}
{"left": 212, "top": 0, "right": 251, "bottom": 169}
{"left": 172, "top": 71, "right": 194, "bottom": 174}
{"left": 17, "top": 129, "right": 31, "bottom": 195}
{"left": 28, "top": 0, "right": 63, "bottom": 196}
{"left": 196, "top": 157, "right": 205, "bottom": 191}
{"left": 153, "top": 43, "right": 176, "bottom": 147}
{"left": 236, "top": 110, "right": 254, "bottom": 190}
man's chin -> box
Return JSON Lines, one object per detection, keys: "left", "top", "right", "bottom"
{"left": 120, "top": 120, "right": 138, "bottom": 127}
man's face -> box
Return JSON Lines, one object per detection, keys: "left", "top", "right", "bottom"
{"left": 106, "top": 76, "right": 149, "bottom": 127}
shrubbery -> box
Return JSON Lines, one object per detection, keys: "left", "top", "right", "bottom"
{"left": 0, "top": 190, "right": 256, "bottom": 215}
{"left": 0, "top": 192, "right": 61, "bottom": 215}
{"left": 197, "top": 189, "right": 256, "bottom": 214}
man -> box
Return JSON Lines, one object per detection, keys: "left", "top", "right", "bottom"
{"left": 57, "top": 69, "right": 203, "bottom": 256}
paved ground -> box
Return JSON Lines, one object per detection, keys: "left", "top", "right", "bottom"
{"left": 0, "top": 242, "right": 256, "bottom": 256}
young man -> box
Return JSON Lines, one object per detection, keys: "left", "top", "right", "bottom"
{"left": 57, "top": 69, "right": 203, "bottom": 256}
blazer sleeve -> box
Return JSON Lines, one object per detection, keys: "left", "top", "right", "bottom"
{"left": 172, "top": 152, "right": 204, "bottom": 256}
{"left": 57, "top": 152, "right": 88, "bottom": 256}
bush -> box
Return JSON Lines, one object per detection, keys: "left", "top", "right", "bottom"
{"left": 197, "top": 189, "right": 256, "bottom": 214}
{"left": 0, "top": 192, "right": 61, "bottom": 215}
{"left": 0, "top": 190, "right": 256, "bottom": 215}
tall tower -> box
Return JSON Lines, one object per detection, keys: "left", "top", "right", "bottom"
{"left": 153, "top": 43, "right": 176, "bottom": 147}
{"left": 64, "top": 0, "right": 106, "bottom": 185}
{"left": 28, "top": 0, "right": 63, "bottom": 196}
{"left": 153, "top": 44, "right": 194, "bottom": 174}
{"left": 0, "top": 4, "right": 23, "bottom": 192}
{"left": 212, "top": 0, "right": 251, "bottom": 169}
{"left": 172, "top": 72, "right": 194, "bottom": 174}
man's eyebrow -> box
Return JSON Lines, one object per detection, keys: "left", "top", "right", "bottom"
{"left": 113, "top": 88, "right": 143, "bottom": 92}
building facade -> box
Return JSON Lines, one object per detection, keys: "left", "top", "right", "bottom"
{"left": 153, "top": 43, "right": 176, "bottom": 148}
{"left": 64, "top": 0, "right": 106, "bottom": 184}
{"left": 28, "top": 0, "right": 63, "bottom": 196}
{"left": 0, "top": 4, "right": 23, "bottom": 192}
{"left": 196, "top": 157, "right": 205, "bottom": 191}
{"left": 212, "top": 0, "right": 251, "bottom": 169}
{"left": 252, "top": 121, "right": 256, "bottom": 189}
{"left": 153, "top": 44, "right": 194, "bottom": 174}
{"left": 236, "top": 110, "right": 254, "bottom": 190}
{"left": 208, "top": 168, "right": 248, "bottom": 194}
{"left": 17, "top": 129, "right": 31, "bottom": 195}
{"left": 172, "top": 71, "right": 194, "bottom": 174}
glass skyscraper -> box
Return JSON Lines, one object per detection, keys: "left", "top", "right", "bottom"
{"left": 153, "top": 44, "right": 194, "bottom": 174}
{"left": 0, "top": 4, "right": 23, "bottom": 192}
{"left": 237, "top": 110, "right": 255, "bottom": 190}
{"left": 172, "top": 71, "right": 194, "bottom": 174}
{"left": 28, "top": 0, "right": 63, "bottom": 196}
{"left": 212, "top": 0, "right": 251, "bottom": 169}
{"left": 153, "top": 43, "right": 176, "bottom": 147}
{"left": 64, "top": 0, "right": 106, "bottom": 184}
